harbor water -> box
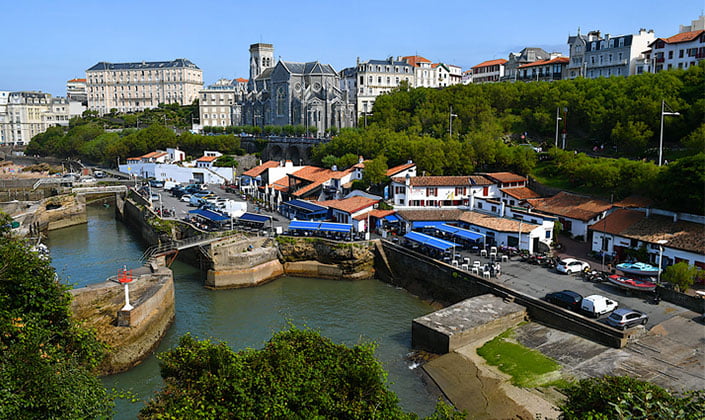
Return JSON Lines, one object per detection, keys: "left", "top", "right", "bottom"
{"left": 46, "top": 206, "right": 439, "bottom": 418}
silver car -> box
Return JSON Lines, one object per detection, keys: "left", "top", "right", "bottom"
{"left": 606, "top": 308, "right": 648, "bottom": 330}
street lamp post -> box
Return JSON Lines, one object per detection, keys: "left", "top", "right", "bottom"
{"left": 658, "top": 100, "right": 681, "bottom": 167}
{"left": 449, "top": 105, "right": 458, "bottom": 137}
{"left": 554, "top": 107, "right": 562, "bottom": 149}
{"left": 656, "top": 239, "right": 668, "bottom": 285}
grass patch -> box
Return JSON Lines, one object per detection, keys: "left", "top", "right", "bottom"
{"left": 477, "top": 328, "right": 566, "bottom": 388}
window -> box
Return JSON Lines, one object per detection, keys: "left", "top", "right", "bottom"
{"left": 368, "top": 76, "right": 372, "bottom": 83}
{"left": 377, "top": 76, "right": 382, "bottom": 83}
{"left": 619, "top": 38, "right": 624, "bottom": 47}
{"left": 679, "top": 49, "right": 684, "bottom": 58}
{"left": 609, "top": 39, "right": 614, "bottom": 48}
{"left": 426, "top": 187, "right": 438, "bottom": 197}
{"left": 359, "top": 76, "right": 364, "bottom": 85}
{"left": 668, "top": 51, "right": 674, "bottom": 59}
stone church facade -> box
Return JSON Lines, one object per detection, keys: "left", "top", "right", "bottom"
{"left": 241, "top": 43, "right": 355, "bottom": 136}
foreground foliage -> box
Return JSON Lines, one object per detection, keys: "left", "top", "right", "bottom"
{"left": 561, "top": 376, "right": 705, "bottom": 420}
{"left": 140, "top": 327, "right": 465, "bottom": 419}
{"left": 0, "top": 213, "right": 113, "bottom": 418}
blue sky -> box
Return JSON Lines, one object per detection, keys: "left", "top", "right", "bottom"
{"left": 2, "top": 0, "right": 703, "bottom": 96}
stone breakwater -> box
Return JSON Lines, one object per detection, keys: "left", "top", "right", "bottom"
{"left": 70, "top": 261, "right": 175, "bottom": 375}
{"left": 276, "top": 237, "right": 376, "bottom": 280}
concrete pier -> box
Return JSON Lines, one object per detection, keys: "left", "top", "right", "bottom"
{"left": 412, "top": 294, "right": 527, "bottom": 354}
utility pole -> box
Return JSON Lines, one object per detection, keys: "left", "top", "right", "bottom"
{"left": 554, "top": 107, "right": 562, "bottom": 149}
{"left": 659, "top": 100, "right": 680, "bottom": 166}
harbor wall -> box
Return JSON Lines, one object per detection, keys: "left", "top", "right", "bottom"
{"left": 375, "top": 240, "right": 629, "bottom": 348}
{"left": 70, "top": 261, "right": 175, "bottom": 375}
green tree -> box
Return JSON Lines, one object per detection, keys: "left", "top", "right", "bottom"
{"left": 681, "top": 123, "right": 705, "bottom": 154}
{"left": 362, "top": 154, "right": 389, "bottom": 186}
{"left": 561, "top": 376, "right": 705, "bottom": 420}
{"left": 662, "top": 262, "right": 699, "bottom": 292}
{"left": 611, "top": 120, "right": 653, "bottom": 156}
{"left": 0, "top": 213, "right": 114, "bottom": 418}
{"left": 141, "top": 327, "right": 464, "bottom": 419}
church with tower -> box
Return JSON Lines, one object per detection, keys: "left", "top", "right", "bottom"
{"left": 240, "top": 43, "right": 356, "bottom": 136}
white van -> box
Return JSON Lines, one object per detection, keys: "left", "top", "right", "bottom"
{"left": 163, "top": 181, "right": 178, "bottom": 191}
{"left": 580, "top": 295, "right": 618, "bottom": 317}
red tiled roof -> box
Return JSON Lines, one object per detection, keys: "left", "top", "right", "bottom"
{"left": 589, "top": 209, "right": 705, "bottom": 255}
{"left": 402, "top": 55, "right": 432, "bottom": 67}
{"left": 517, "top": 56, "right": 569, "bottom": 69}
{"left": 484, "top": 172, "right": 526, "bottom": 184}
{"left": 141, "top": 151, "right": 165, "bottom": 159}
{"left": 472, "top": 59, "right": 508, "bottom": 69}
{"left": 459, "top": 211, "right": 536, "bottom": 233}
{"left": 234, "top": 77, "right": 249, "bottom": 83}
{"left": 242, "top": 160, "right": 280, "bottom": 177}
{"left": 528, "top": 191, "right": 612, "bottom": 221}
{"left": 652, "top": 29, "right": 705, "bottom": 45}
{"left": 391, "top": 175, "right": 492, "bottom": 187}
{"left": 386, "top": 162, "right": 415, "bottom": 177}
{"left": 315, "top": 196, "right": 378, "bottom": 214}
{"left": 501, "top": 187, "right": 540, "bottom": 201}
{"left": 369, "top": 209, "right": 396, "bottom": 218}
{"left": 614, "top": 195, "right": 654, "bottom": 209}
{"left": 588, "top": 209, "right": 643, "bottom": 235}
{"left": 68, "top": 78, "right": 86, "bottom": 83}
{"left": 289, "top": 166, "right": 353, "bottom": 197}
{"left": 196, "top": 156, "right": 218, "bottom": 162}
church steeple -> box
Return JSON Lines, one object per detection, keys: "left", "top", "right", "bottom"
{"left": 248, "top": 43, "right": 274, "bottom": 91}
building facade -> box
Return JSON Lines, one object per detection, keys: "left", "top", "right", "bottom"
{"left": 503, "top": 48, "right": 552, "bottom": 81}
{"left": 401, "top": 55, "right": 438, "bottom": 88}
{"left": 468, "top": 59, "right": 507, "bottom": 83}
{"left": 568, "top": 28, "right": 655, "bottom": 79}
{"left": 516, "top": 56, "right": 569, "bottom": 81}
{"left": 85, "top": 58, "right": 203, "bottom": 115}
{"left": 642, "top": 30, "right": 705, "bottom": 73}
{"left": 199, "top": 78, "right": 248, "bottom": 128}
{"left": 0, "top": 92, "right": 69, "bottom": 146}
{"left": 343, "top": 58, "right": 414, "bottom": 122}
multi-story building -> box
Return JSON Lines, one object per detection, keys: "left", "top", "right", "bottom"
{"left": 199, "top": 78, "right": 248, "bottom": 128}
{"left": 468, "top": 59, "right": 507, "bottom": 83}
{"left": 341, "top": 57, "right": 414, "bottom": 122}
{"left": 0, "top": 92, "right": 69, "bottom": 146}
{"left": 516, "top": 56, "right": 569, "bottom": 81}
{"left": 434, "top": 63, "right": 462, "bottom": 87}
{"left": 566, "top": 29, "right": 602, "bottom": 79}
{"left": 401, "top": 55, "right": 438, "bottom": 88}
{"left": 503, "top": 48, "right": 552, "bottom": 81}
{"left": 641, "top": 29, "right": 705, "bottom": 73}
{"left": 85, "top": 58, "right": 203, "bottom": 115}
{"left": 66, "top": 78, "right": 87, "bottom": 104}
{"left": 390, "top": 175, "right": 496, "bottom": 208}
{"left": 568, "top": 28, "right": 655, "bottom": 79}
{"left": 0, "top": 91, "right": 9, "bottom": 144}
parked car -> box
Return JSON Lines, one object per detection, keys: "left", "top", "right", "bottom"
{"left": 606, "top": 308, "right": 648, "bottom": 330}
{"left": 78, "top": 176, "right": 97, "bottom": 184}
{"left": 93, "top": 170, "right": 106, "bottom": 178}
{"left": 556, "top": 258, "right": 590, "bottom": 274}
{"left": 545, "top": 290, "right": 583, "bottom": 311}
{"left": 149, "top": 179, "right": 164, "bottom": 188}
{"left": 180, "top": 194, "right": 192, "bottom": 203}
{"left": 150, "top": 193, "right": 160, "bottom": 201}
{"left": 580, "top": 295, "right": 618, "bottom": 317}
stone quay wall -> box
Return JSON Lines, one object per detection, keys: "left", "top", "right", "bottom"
{"left": 70, "top": 261, "right": 175, "bottom": 375}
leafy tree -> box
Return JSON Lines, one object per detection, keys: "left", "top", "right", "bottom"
{"left": 0, "top": 213, "right": 114, "bottom": 418}
{"left": 141, "top": 327, "right": 464, "bottom": 419}
{"left": 662, "top": 262, "right": 699, "bottom": 292}
{"left": 653, "top": 153, "right": 705, "bottom": 214}
{"left": 213, "top": 155, "right": 239, "bottom": 168}
{"left": 681, "top": 123, "right": 705, "bottom": 154}
{"left": 362, "top": 154, "right": 389, "bottom": 186}
{"left": 561, "top": 376, "right": 705, "bottom": 420}
{"left": 611, "top": 120, "right": 653, "bottom": 155}
{"left": 321, "top": 154, "right": 338, "bottom": 169}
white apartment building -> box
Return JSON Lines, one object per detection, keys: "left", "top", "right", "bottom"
{"left": 641, "top": 30, "right": 705, "bottom": 73}
{"left": 579, "top": 29, "right": 655, "bottom": 78}
{"left": 340, "top": 58, "right": 415, "bottom": 122}
{"left": 199, "top": 78, "right": 248, "bottom": 128}
{"left": 469, "top": 59, "right": 507, "bottom": 83}
{"left": 434, "top": 63, "right": 462, "bottom": 87}
{"left": 66, "top": 78, "right": 87, "bottom": 104}
{"left": 390, "top": 175, "right": 497, "bottom": 208}
{"left": 401, "top": 55, "right": 438, "bottom": 88}
{"left": 85, "top": 58, "right": 203, "bottom": 115}
{"left": 566, "top": 30, "right": 602, "bottom": 79}
{"left": 0, "top": 92, "right": 69, "bottom": 146}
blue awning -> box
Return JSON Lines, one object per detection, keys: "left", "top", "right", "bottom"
{"left": 318, "top": 222, "right": 352, "bottom": 233}
{"left": 239, "top": 212, "right": 271, "bottom": 224}
{"left": 384, "top": 214, "right": 401, "bottom": 222}
{"left": 284, "top": 199, "right": 328, "bottom": 213}
{"left": 288, "top": 220, "right": 352, "bottom": 233}
{"left": 404, "top": 231, "right": 456, "bottom": 251}
{"left": 289, "top": 220, "right": 321, "bottom": 230}
{"left": 441, "top": 224, "right": 484, "bottom": 241}
{"left": 189, "top": 208, "right": 229, "bottom": 222}
{"left": 412, "top": 221, "right": 447, "bottom": 229}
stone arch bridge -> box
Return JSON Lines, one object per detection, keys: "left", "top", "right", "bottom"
{"left": 239, "top": 136, "right": 329, "bottom": 164}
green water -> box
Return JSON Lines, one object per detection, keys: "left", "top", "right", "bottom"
{"left": 46, "top": 206, "right": 439, "bottom": 418}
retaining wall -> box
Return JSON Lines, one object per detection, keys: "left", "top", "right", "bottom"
{"left": 659, "top": 286, "right": 705, "bottom": 313}
{"left": 376, "top": 240, "right": 629, "bottom": 348}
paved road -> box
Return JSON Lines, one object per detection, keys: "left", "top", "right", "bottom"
{"left": 453, "top": 250, "right": 691, "bottom": 329}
